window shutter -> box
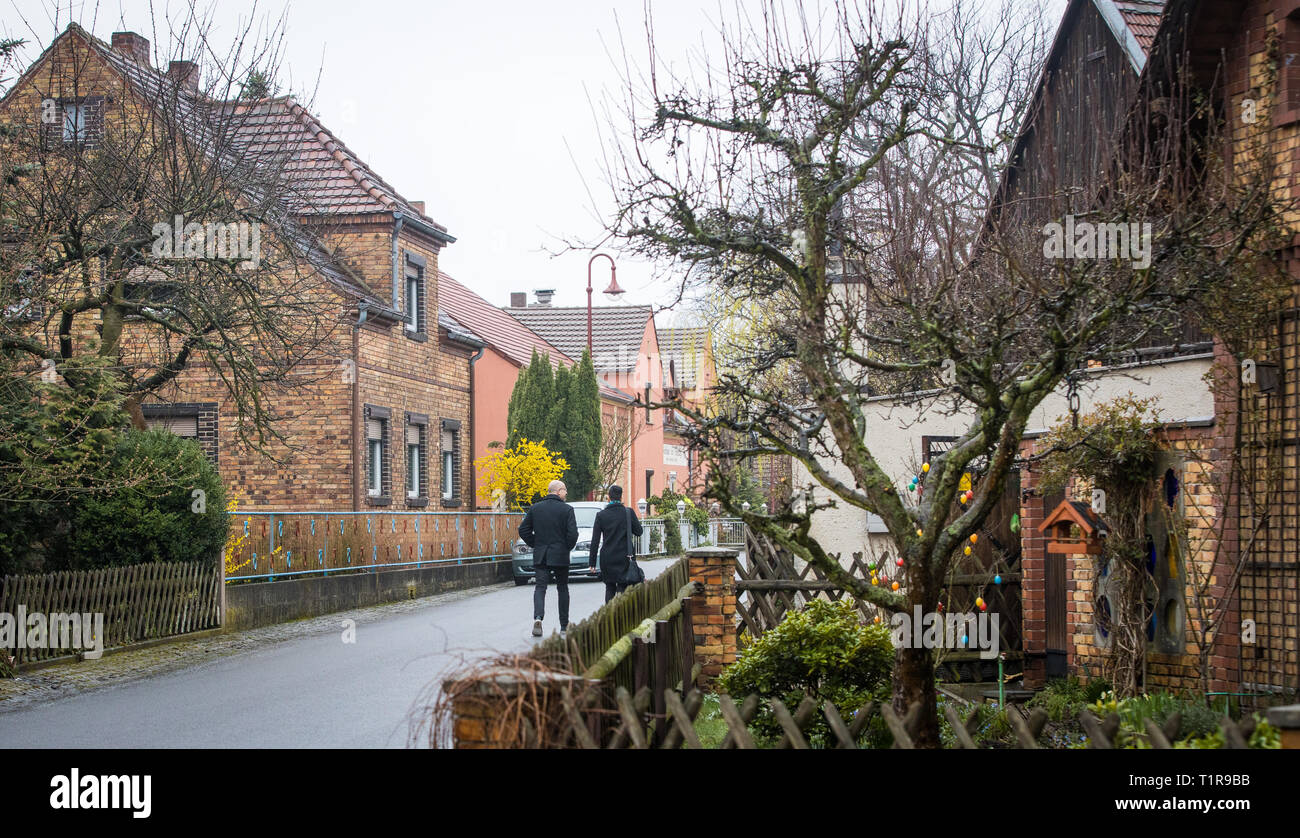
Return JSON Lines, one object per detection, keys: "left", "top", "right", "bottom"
{"left": 441, "top": 428, "right": 454, "bottom": 451}
{"left": 407, "top": 424, "right": 421, "bottom": 447}
{"left": 147, "top": 415, "right": 198, "bottom": 437}
{"left": 367, "top": 418, "right": 384, "bottom": 440}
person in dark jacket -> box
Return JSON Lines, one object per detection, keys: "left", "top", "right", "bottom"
{"left": 518, "top": 480, "right": 578, "bottom": 637}
{"left": 588, "top": 484, "right": 643, "bottom": 602}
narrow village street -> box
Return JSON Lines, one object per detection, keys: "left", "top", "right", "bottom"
{"left": 0, "top": 558, "right": 678, "bottom": 748}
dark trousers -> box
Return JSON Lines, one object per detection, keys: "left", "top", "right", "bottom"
{"left": 604, "top": 580, "right": 629, "bottom": 603}
{"left": 533, "top": 566, "right": 570, "bottom": 628}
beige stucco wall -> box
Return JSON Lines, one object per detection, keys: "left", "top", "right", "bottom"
{"left": 794, "top": 354, "right": 1216, "bottom": 565}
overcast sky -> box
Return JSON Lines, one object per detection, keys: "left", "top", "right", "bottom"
{"left": 4, "top": 0, "right": 1066, "bottom": 326}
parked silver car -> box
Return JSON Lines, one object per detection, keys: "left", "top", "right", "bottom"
{"left": 512, "top": 501, "right": 606, "bottom": 585}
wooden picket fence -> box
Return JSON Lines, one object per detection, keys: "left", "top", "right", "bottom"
{"left": 1, "top": 560, "right": 221, "bottom": 665}
{"left": 548, "top": 686, "right": 1264, "bottom": 749}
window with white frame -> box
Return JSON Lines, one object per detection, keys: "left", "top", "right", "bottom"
{"left": 440, "top": 420, "right": 460, "bottom": 503}
{"left": 405, "top": 414, "right": 428, "bottom": 502}
{"left": 404, "top": 252, "right": 426, "bottom": 335}
{"left": 62, "top": 103, "right": 86, "bottom": 143}
{"left": 365, "top": 407, "right": 390, "bottom": 499}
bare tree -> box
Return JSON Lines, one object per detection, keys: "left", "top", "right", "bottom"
{"left": 597, "top": 407, "right": 644, "bottom": 492}
{"left": 596, "top": 0, "right": 1291, "bottom": 746}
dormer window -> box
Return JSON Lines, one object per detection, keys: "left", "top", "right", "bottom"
{"left": 404, "top": 252, "right": 426, "bottom": 338}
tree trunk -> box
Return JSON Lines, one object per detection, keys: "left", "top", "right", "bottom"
{"left": 893, "top": 645, "right": 940, "bottom": 748}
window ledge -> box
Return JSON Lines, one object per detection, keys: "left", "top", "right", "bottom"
{"left": 405, "top": 330, "right": 429, "bottom": 343}
{"left": 440, "top": 498, "right": 462, "bottom": 509}
{"left": 367, "top": 495, "right": 392, "bottom": 507}
{"left": 406, "top": 496, "right": 430, "bottom": 508}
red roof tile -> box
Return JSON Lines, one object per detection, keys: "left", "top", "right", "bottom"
{"left": 1114, "top": 0, "right": 1165, "bottom": 55}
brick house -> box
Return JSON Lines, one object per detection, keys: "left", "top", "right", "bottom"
{"left": 1, "top": 24, "right": 483, "bottom": 512}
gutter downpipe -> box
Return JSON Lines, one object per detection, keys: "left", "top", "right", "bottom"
{"left": 353, "top": 302, "right": 369, "bottom": 511}
{"left": 469, "top": 344, "right": 485, "bottom": 508}
{"left": 391, "top": 214, "right": 406, "bottom": 314}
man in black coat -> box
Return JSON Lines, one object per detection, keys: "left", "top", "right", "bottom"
{"left": 588, "top": 484, "right": 643, "bottom": 602}
{"left": 518, "top": 479, "right": 578, "bottom": 637}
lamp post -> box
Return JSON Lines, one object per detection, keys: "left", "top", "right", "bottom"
{"left": 587, "top": 253, "right": 623, "bottom": 354}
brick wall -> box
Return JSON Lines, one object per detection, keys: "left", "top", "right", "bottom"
{"left": 686, "top": 547, "right": 739, "bottom": 686}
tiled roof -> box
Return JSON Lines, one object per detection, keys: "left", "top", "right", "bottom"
{"left": 438, "top": 310, "right": 484, "bottom": 348}
{"left": 221, "top": 97, "right": 448, "bottom": 233}
{"left": 439, "top": 273, "right": 573, "bottom": 367}
{"left": 504, "top": 305, "right": 653, "bottom": 373}
{"left": 1113, "top": 1, "right": 1165, "bottom": 55}
{"left": 657, "top": 327, "right": 710, "bottom": 389}
{"left": 439, "top": 275, "right": 635, "bottom": 403}
{"left": 51, "top": 25, "right": 398, "bottom": 312}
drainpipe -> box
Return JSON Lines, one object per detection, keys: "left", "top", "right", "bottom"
{"left": 352, "top": 302, "right": 368, "bottom": 511}
{"left": 391, "top": 214, "right": 406, "bottom": 313}
{"left": 468, "top": 344, "right": 484, "bottom": 508}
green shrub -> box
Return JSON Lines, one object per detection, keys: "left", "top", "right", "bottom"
{"left": 717, "top": 598, "right": 894, "bottom": 745}
{"left": 53, "top": 430, "right": 228, "bottom": 569}
{"left": 1086, "top": 690, "right": 1253, "bottom": 748}
{"left": 1027, "top": 676, "right": 1112, "bottom": 722}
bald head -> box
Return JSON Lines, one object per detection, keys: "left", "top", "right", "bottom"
{"left": 548, "top": 480, "right": 567, "bottom": 498}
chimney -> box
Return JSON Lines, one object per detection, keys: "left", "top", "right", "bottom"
{"left": 509, "top": 292, "right": 526, "bottom": 308}
{"left": 111, "top": 32, "right": 150, "bottom": 66}
{"left": 409, "top": 201, "right": 425, "bottom": 215}
{"left": 167, "top": 60, "right": 199, "bottom": 91}
{"left": 533, "top": 289, "right": 554, "bottom": 307}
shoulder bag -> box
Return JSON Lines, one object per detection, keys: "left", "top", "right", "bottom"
{"left": 620, "top": 505, "right": 645, "bottom": 587}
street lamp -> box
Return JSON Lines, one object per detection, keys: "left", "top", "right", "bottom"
{"left": 587, "top": 253, "right": 622, "bottom": 354}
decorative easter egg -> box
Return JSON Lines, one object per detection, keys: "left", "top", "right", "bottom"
{"left": 916, "top": 529, "right": 923, "bottom": 538}
{"left": 873, "top": 615, "right": 881, "bottom": 624}
{"left": 979, "top": 601, "right": 988, "bottom": 612}
{"left": 994, "top": 574, "right": 1002, "bottom": 585}
{"left": 964, "top": 546, "right": 972, "bottom": 556}
{"left": 896, "top": 557, "right": 904, "bottom": 567}
{"left": 867, "top": 561, "right": 877, "bottom": 571}
{"left": 937, "top": 602, "right": 944, "bottom": 612}
{"left": 891, "top": 581, "right": 900, "bottom": 591}
{"left": 970, "top": 533, "right": 978, "bottom": 544}
{"left": 922, "top": 463, "right": 930, "bottom": 473}
{"left": 1010, "top": 513, "right": 1020, "bottom": 533}
{"left": 975, "top": 597, "right": 985, "bottom": 608}
{"left": 961, "top": 635, "right": 969, "bottom": 645}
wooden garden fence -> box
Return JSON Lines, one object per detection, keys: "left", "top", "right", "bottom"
{"left": 1, "top": 560, "right": 221, "bottom": 665}
{"left": 549, "top": 686, "right": 1267, "bottom": 749}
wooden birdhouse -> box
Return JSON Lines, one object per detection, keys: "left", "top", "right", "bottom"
{"left": 1038, "top": 500, "right": 1108, "bottom": 556}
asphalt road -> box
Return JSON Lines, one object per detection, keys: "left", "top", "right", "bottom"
{"left": 0, "top": 558, "right": 679, "bottom": 748}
